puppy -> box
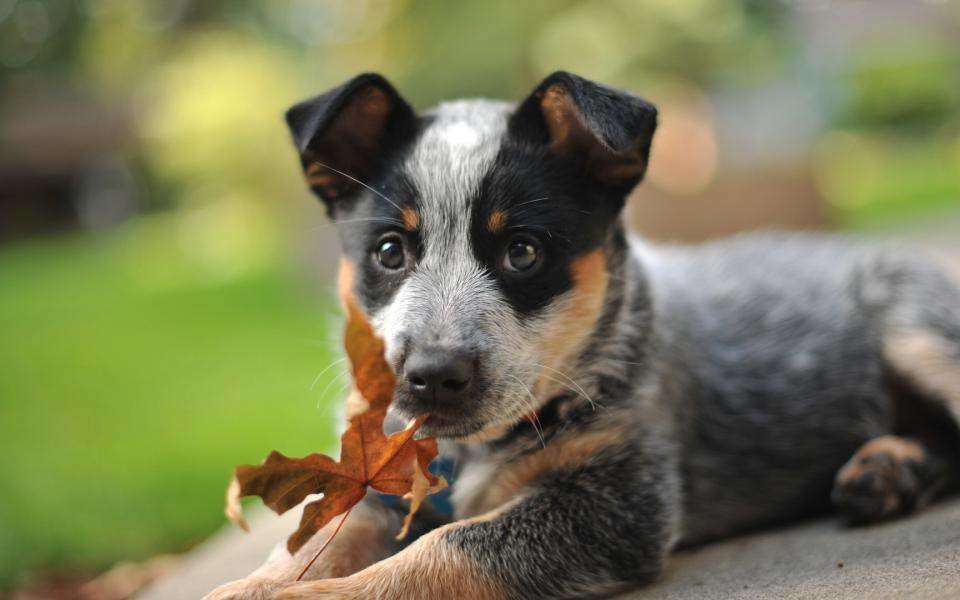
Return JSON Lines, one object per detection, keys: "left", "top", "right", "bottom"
{"left": 207, "top": 72, "right": 960, "bottom": 599}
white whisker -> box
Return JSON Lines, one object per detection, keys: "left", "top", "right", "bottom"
{"left": 535, "top": 371, "right": 589, "bottom": 406}
{"left": 595, "top": 357, "right": 646, "bottom": 367}
{"left": 508, "top": 224, "right": 570, "bottom": 243}
{"left": 312, "top": 161, "right": 403, "bottom": 213}
{"left": 507, "top": 374, "right": 546, "bottom": 449}
{"left": 534, "top": 363, "right": 601, "bottom": 411}
{"left": 310, "top": 357, "right": 348, "bottom": 391}
{"left": 316, "top": 371, "right": 349, "bottom": 410}
{"left": 333, "top": 216, "right": 405, "bottom": 227}
{"left": 512, "top": 196, "right": 550, "bottom": 209}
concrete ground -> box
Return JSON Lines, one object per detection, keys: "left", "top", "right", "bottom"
{"left": 138, "top": 497, "right": 960, "bottom": 599}
{"left": 630, "top": 499, "right": 960, "bottom": 600}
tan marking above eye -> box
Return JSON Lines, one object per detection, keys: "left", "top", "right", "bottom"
{"left": 401, "top": 206, "right": 420, "bottom": 231}
{"left": 487, "top": 210, "right": 507, "bottom": 234}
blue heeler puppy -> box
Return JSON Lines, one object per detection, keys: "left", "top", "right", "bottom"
{"left": 207, "top": 72, "right": 960, "bottom": 599}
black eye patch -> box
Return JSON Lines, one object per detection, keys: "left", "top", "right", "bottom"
{"left": 470, "top": 142, "right": 615, "bottom": 317}
{"left": 335, "top": 170, "right": 422, "bottom": 313}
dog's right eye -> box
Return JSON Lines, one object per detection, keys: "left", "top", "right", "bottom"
{"left": 502, "top": 235, "right": 543, "bottom": 275}
{"left": 375, "top": 236, "right": 405, "bottom": 270}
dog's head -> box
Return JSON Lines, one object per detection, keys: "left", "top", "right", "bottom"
{"left": 286, "top": 72, "right": 657, "bottom": 438}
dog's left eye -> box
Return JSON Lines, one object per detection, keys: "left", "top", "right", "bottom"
{"left": 376, "top": 236, "right": 406, "bottom": 270}
{"left": 502, "top": 236, "right": 542, "bottom": 274}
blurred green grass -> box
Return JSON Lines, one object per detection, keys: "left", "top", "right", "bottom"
{"left": 0, "top": 224, "right": 342, "bottom": 587}
{"left": 815, "top": 134, "right": 960, "bottom": 230}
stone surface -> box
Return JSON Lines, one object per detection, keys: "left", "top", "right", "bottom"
{"left": 631, "top": 499, "right": 960, "bottom": 600}
{"left": 137, "top": 506, "right": 299, "bottom": 600}
{"left": 139, "top": 498, "right": 960, "bottom": 599}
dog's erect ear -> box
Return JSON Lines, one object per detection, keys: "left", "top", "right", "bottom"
{"left": 286, "top": 73, "right": 416, "bottom": 213}
{"left": 509, "top": 71, "right": 658, "bottom": 192}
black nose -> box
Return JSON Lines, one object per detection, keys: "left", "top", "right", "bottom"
{"left": 404, "top": 345, "right": 474, "bottom": 404}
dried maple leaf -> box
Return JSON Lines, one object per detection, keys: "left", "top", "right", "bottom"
{"left": 225, "top": 300, "right": 446, "bottom": 555}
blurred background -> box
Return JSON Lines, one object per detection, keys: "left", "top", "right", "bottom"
{"left": 2, "top": 0, "right": 959, "bottom": 597}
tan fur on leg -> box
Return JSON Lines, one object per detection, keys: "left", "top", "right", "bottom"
{"left": 884, "top": 329, "right": 960, "bottom": 421}
{"left": 204, "top": 501, "right": 398, "bottom": 599}
{"left": 459, "top": 423, "right": 627, "bottom": 516}
{"left": 276, "top": 507, "right": 512, "bottom": 600}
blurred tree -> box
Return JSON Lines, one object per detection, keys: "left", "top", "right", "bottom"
{"left": 836, "top": 33, "right": 960, "bottom": 132}
{"left": 0, "top": 0, "right": 83, "bottom": 81}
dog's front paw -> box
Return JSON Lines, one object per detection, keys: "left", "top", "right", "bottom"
{"left": 204, "top": 576, "right": 290, "bottom": 600}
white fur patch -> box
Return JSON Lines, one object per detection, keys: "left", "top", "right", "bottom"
{"left": 440, "top": 121, "right": 482, "bottom": 148}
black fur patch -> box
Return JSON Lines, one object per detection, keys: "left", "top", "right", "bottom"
{"left": 509, "top": 70, "right": 658, "bottom": 196}
{"left": 286, "top": 73, "right": 418, "bottom": 215}
{"left": 469, "top": 138, "right": 621, "bottom": 317}
{"left": 335, "top": 168, "right": 422, "bottom": 314}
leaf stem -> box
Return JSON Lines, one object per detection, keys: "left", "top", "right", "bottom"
{"left": 296, "top": 506, "right": 353, "bottom": 582}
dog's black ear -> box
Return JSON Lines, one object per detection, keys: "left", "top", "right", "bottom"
{"left": 510, "top": 71, "right": 657, "bottom": 192}
{"left": 286, "top": 73, "right": 416, "bottom": 213}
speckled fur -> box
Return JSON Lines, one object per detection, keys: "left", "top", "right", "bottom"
{"left": 205, "top": 73, "right": 960, "bottom": 600}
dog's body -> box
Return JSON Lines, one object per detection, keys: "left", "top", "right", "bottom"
{"left": 208, "top": 73, "right": 960, "bottom": 599}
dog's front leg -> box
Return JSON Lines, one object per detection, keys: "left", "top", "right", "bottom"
{"left": 277, "top": 454, "right": 675, "bottom": 599}
{"left": 204, "top": 495, "right": 450, "bottom": 599}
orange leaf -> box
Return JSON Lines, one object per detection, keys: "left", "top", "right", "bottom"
{"left": 225, "top": 301, "right": 446, "bottom": 554}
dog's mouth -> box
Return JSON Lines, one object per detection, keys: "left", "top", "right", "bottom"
{"left": 393, "top": 381, "right": 531, "bottom": 440}
{"left": 420, "top": 414, "right": 485, "bottom": 439}
{"left": 393, "top": 389, "right": 488, "bottom": 439}
{"left": 410, "top": 389, "right": 545, "bottom": 441}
